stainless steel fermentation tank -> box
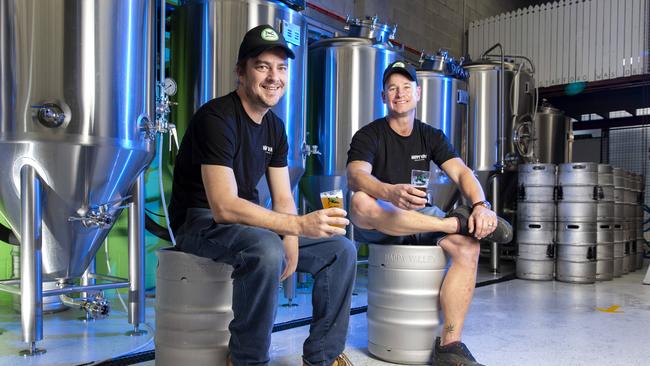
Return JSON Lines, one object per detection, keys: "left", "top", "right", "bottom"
{"left": 170, "top": 0, "right": 307, "bottom": 207}
{"left": 532, "top": 100, "right": 573, "bottom": 164}
{"left": 0, "top": 0, "right": 156, "bottom": 354}
{"left": 416, "top": 50, "right": 469, "bottom": 211}
{"left": 302, "top": 16, "right": 401, "bottom": 209}
{"left": 464, "top": 44, "right": 536, "bottom": 272}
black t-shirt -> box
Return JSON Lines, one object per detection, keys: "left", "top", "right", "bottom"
{"left": 169, "top": 91, "right": 288, "bottom": 231}
{"left": 346, "top": 118, "right": 458, "bottom": 184}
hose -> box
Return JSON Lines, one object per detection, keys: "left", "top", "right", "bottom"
{"left": 157, "top": 133, "right": 176, "bottom": 246}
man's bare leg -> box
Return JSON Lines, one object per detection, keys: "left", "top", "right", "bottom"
{"left": 351, "top": 192, "right": 479, "bottom": 346}
{"left": 437, "top": 234, "right": 479, "bottom": 345}
{"left": 350, "top": 191, "right": 458, "bottom": 235}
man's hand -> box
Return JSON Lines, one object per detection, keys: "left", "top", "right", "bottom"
{"left": 387, "top": 184, "right": 428, "bottom": 210}
{"left": 280, "top": 235, "right": 299, "bottom": 281}
{"left": 468, "top": 205, "right": 497, "bottom": 239}
{"left": 298, "top": 208, "right": 349, "bottom": 238}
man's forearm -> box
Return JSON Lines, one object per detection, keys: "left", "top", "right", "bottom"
{"left": 458, "top": 169, "right": 486, "bottom": 205}
{"left": 211, "top": 196, "right": 302, "bottom": 236}
{"left": 349, "top": 170, "right": 390, "bottom": 200}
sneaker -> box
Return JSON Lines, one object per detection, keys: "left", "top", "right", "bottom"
{"left": 431, "top": 337, "right": 485, "bottom": 366}
{"left": 303, "top": 353, "right": 353, "bottom": 366}
{"left": 446, "top": 206, "right": 513, "bottom": 244}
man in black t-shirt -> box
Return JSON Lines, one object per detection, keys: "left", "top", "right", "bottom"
{"left": 169, "top": 25, "right": 356, "bottom": 366}
{"left": 347, "top": 61, "right": 512, "bottom": 366}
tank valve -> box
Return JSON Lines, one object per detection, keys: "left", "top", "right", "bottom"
{"left": 31, "top": 103, "right": 66, "bottom": 128}
{"left": 141, "top": 78, "right": 178, "bottom": 144}
{"left": 68, "top": 196, "right": 131, "bottom": 228}
{"left": 60, "top": 294, "right": 110, "bottom": 319}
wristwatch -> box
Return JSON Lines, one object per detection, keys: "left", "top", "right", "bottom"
{"left": 472, "top": 200, "right": 492, "bottom": 210}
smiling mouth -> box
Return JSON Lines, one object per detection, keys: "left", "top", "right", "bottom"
{"left": 262, "top": 85, "right": 282, "bottom": 91}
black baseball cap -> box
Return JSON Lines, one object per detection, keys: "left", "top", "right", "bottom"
{"left": 237, "top": 24, "right": 295, "bottom": 63}
{"left": 382, "top": 60, "right": 418, "bottom": 87}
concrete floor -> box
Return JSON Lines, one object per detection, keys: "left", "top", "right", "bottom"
{"left": 1, "top": 259, "right": 649, "bottom": 365}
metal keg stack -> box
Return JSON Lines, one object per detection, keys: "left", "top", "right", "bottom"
{"left": 612, "top": 168, "right": 626, "bottom": 277}
{"left": 516, "top": 164, "right": 557, "bottom": 280}
{"left": 622, "top": 171, "right": 635, "bottom": 274}
{"left": 595, "top": 164, "right": 615, "bottom": 281}
{"left": 556, "top": 163, "right": 599, "bottom": 284}
{"left": 634, "top": 174, "right": 646, "bottom": 270}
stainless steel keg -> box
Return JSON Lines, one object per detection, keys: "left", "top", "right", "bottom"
{"left": 596, "top": 222, "right": 614, "bottom": 281}
{"left": 516, "top": 221, "right": 555, "bottom": 281}
{"left": 156, "top": 249, "right": 234, "bottom": 366}
{"left": 368, "top": 245, "right": 447, "bottom": 364}
{"left": 556, "top": 222, "right": 597, "bottom": 284}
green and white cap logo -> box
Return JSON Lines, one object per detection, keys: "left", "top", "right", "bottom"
{"left": 393, "top": 62, "right": 406, "bottom": 68}
{"left": 261, "top": 28, "right": 279, "bottom": 41}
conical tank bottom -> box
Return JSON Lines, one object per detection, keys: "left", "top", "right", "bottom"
{"left": 0, "top": 141, "right": 153, "bottom": 280}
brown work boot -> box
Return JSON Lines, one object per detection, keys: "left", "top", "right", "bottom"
{"left": 303, "top": 353, "right": 353, "bottom": 366}
{"left": 332, "top": 353, "right": 353, "bottom": 366}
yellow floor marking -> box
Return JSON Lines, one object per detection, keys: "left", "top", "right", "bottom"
{"left": 595, "top": 305, "right": 623, "bottom": 313}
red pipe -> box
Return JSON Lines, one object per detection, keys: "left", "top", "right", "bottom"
{"left": 306, "top": 2, "right": 347, "bottom": 23}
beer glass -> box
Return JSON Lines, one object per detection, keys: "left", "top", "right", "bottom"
{"left": 320, "top": 189, "right": 345, "bottom": 228}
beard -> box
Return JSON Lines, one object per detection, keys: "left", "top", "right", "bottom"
{"left": 246, "top": 83, "right": 284, "bottom": 109}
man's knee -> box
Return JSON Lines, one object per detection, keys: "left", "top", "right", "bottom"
{"left": 334, "top": 237, "right": 357, "bottom": 268}
{"left": 350, "top": 191, "right": 381, "bottom": 228}
{"left": 441, "top": 234, "right": 480, "bottom": 266}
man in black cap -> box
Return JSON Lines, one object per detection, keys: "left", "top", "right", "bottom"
{"left": 346, "top": 60, "right": 512, "bottom": 366}
{"left": 169, "top": 24, "right": 356, "bottom": 366}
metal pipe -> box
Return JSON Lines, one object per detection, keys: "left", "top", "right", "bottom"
{"left": 0, "top": 279, "right": 21, "bottom": 286}
{"left": 159, "top": 0, "right": 165, "bottom": 83}
{"left": 489, "top": 173, "right": 501, "bottom": 273}
{"left": 127, "top": 173, "right": 146, "bottom": 334}
{"left": 43, "top": 282, "right": 130, "bottom": 296}
{"left": 88, "top": 273, "right": 129, "bottom": 283}
{"left": 0, "top": 283, "right": 21, "bottom": 295}
{"left": 80, "top": 258, "right": 96, "bottom": 301}
{"left": 19, "top": 165, "right": 45, "bottom": 355}
{"left": 483, "top": 53, "right": 536, "bottom": 74}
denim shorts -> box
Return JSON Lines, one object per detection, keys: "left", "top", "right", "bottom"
{"left": 354, "top": 205, "right": 448, "bottom": 245}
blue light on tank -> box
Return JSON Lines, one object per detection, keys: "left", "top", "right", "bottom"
{"left": 324, "top": 50, "right": 335, "bottom": 176}
{"left": 201, "top": 3, "right": 210, "bottom": 104}
{"left": 282, "top": 44, "right": 294, "bottom": 166}
{"left": 381, "top": 51, "right": 391, "bottom": 116}
{"left": 441, "top": 76, "right": 451, "bottom": 137}
{"left": 124, "top": 2, "right": 134, "bottom": 141}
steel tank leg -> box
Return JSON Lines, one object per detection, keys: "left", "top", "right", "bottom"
{"left": 490, "top": 173, "right": 501, "bottom": 274}
{"left": 19, "top": 165, "right": 46, "bottom": 356}
{"left": 79, "top": 259, "right": 96, "bottom": 321}
{"left": 126, "top": 173, "right": 147, "bottom": 336}
{"left": 282, "top": 274, "right": 299, "bottom": 307}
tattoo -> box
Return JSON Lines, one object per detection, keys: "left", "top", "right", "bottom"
{"left": 445, "top": 323, "right": 455, "bottom": 334}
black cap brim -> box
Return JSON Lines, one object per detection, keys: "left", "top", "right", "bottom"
{"left": 383, "top": 69, "right": 416, "bottom": 86}
{"left": 244, "top": 44, "right": 296, "bottom": 61}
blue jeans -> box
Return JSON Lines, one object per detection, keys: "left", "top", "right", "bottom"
{"left": 175, "top": 208, "right": 357, "bottom": 366}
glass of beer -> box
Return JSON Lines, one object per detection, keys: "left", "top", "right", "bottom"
{"left": 320, "top": 189, "right": 345, "bottom": 229}
{"left": 411, "top": 169, "right": 431, "bottom": 193}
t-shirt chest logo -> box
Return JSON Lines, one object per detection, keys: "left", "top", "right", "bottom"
{"left": 411, "top": 153, "right": 427, "bottom": 162}
{"left": 262, "top": 145, "right": 274, "bottom": 155}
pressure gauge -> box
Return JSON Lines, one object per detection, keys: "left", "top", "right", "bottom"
{"left": 163, "top": 78, "right": 177, "bottom": 96}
